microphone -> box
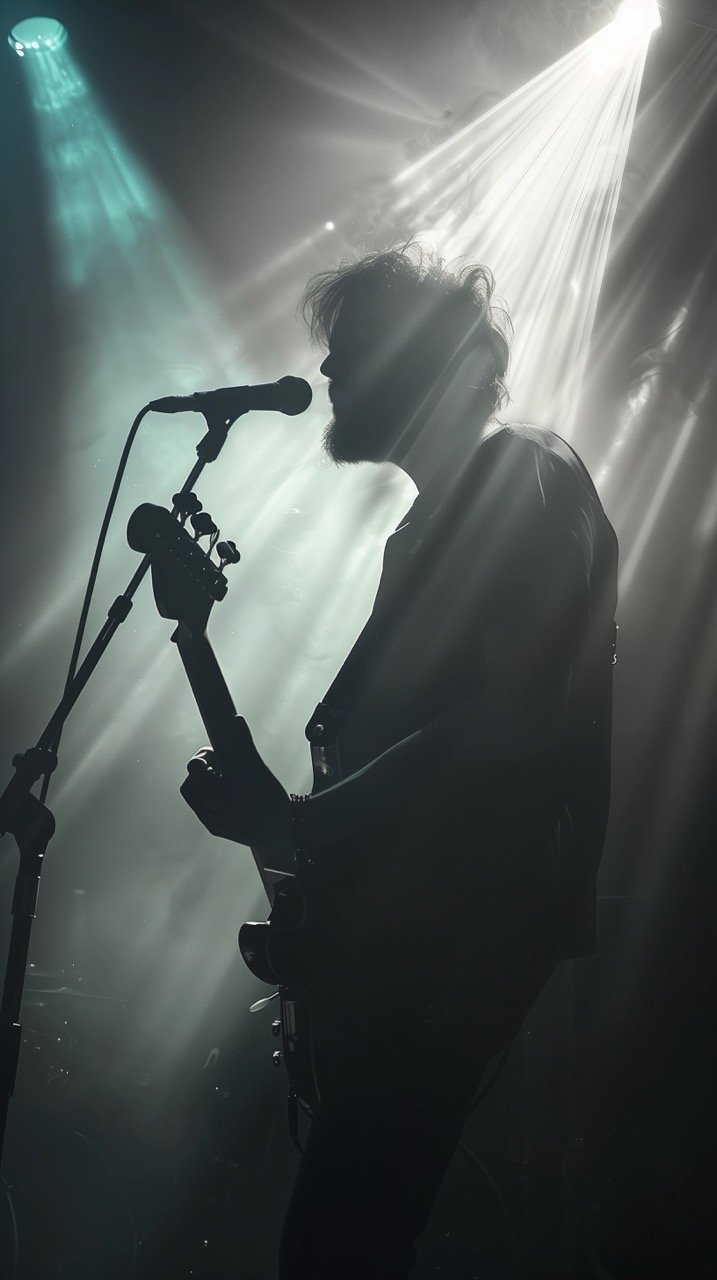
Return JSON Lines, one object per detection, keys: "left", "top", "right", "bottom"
{"left": 149, "top": 375, "right": 312, "bottom": 419}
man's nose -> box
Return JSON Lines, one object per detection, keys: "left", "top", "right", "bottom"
{"left": 319, "top": 352, "right": 334, "bottom": 378}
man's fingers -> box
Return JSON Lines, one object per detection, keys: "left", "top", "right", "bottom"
{"left": 187, "top": 756, "right": 211, "bottom": 778}
{"left": 186, "top": 748, "right": 222, "bottom": 781}
{"left": 180, "top": 773, "right": 203, "bottom": 808}
{"left": 181, "top": 766, "right": 223, "bottom": 803}
{"left": 180, "top": 774, "right": 227, "bottom": 835}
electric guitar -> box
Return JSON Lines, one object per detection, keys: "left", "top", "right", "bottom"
{"left": 127, "top": 497, "right": 322, "bottom": 1121}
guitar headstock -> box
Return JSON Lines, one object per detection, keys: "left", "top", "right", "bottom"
{"left": 127, "top": 499, "right": 239, "bottom": 638}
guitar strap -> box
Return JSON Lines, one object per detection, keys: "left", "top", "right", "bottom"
{"left": 304, "top": 500, "right": 441, "bottom": 789}
{"left": 305, "top": 623, "right": 392, "bottom": 791}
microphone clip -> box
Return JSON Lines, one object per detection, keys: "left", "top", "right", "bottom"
{"left": 196, "top": 415, "right": 233, "bottom": 463}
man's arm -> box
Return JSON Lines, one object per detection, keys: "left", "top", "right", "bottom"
{"left": 181, "top": 585, "right": 574, "bottom": 880}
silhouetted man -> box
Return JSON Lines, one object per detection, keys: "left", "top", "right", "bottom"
{"left": 181, "top": 246, "right": 618, "bottom": 1278}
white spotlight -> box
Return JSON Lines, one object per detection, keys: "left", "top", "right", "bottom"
{"left": 592, "top": 0, "right": 661, "bottom": 68}
{"left": 324, "top": 220, "right": 336, "bottom": 231}
{"left": 614, "top": 0, "right": 662, "bottom": 39}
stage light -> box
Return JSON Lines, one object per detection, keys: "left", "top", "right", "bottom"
{"left": 614, "top": 0, "right": 665, "bottom": 42}
{"left": 324, "top": 220, "right": 336, "bottom": 230}
{"left": 8, "top": 16, "right": 67, "bottom": 55}
{"left": 614, "top": 0, "right": 662, "bottom": 38}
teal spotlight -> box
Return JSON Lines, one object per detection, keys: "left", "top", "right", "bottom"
{"left": 8, "top": 16, "right": 67, "bottom": 57}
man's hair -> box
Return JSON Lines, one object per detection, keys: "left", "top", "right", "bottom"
{"left": 299, "top": 242, "right": 512, "bottom": 418}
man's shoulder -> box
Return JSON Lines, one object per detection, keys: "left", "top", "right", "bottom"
{"left": 481, "top": 420, "right": 588, "bottom": 471}
{"left": 479, "top": 421, "right": 605, "bottom": 514}
{"left": 479, "top": 421, "right": 557, "bottom": 452}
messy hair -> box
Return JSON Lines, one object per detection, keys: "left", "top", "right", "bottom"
{"left": 299, "top": 242, "right": 512, "bottom": 416}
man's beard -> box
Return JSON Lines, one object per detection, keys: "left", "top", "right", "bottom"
{"left": 323, "top": 414, "right": 391, "bottom": 465}
{"left": 323, "top": 395, "right": 413, "bottom": 465}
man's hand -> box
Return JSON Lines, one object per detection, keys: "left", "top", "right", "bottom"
{"left": 180, "top": 716, "right": 291, "bottom": 860}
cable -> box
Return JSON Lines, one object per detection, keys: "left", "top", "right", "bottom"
{"left": 454, "top": 1046, "right": 517, "bottom": 1276}
{"left": 0, "top": 1177, "right": 19, "bottom": 1278}
{"left": 457, "top": 1139, "right": 519, "bottom": 1278}
{"left": 467, "top": 1042, "right": 512, "bottom": 1115}
{"left": 38, "top": 403, "right": 153, "bottom": 804}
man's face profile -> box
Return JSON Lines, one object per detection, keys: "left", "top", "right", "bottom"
{"left": 320, "top": 298, "right": 422, "bottom": 466}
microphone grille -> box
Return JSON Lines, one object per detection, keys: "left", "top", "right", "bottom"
{"left": 278, "top": 376, "right": 313, "bottom": 416}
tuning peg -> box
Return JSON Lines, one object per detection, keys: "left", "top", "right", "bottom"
{"left": 216, "top": 540, "right": 241, "bottom": 570}
{"left": 190, "top": 511, "right": 218, "bottom": 540}
{"left": 172, "top": 491, "right": 203, "bottom": 524}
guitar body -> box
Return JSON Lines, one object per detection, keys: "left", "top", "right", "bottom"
{"left": 237, "top": 697, "right": 359, "bottom": 1115}
{"left": 238, "top": 879, "right": 323, "bottom": 1115}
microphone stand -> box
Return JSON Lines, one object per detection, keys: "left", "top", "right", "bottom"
{"left": 0, "top": 412, "right": 233, "bottom": 1164}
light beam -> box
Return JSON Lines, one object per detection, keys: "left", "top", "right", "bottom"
{"left": 388, "top": 10, "right": 661, "bottom": 435}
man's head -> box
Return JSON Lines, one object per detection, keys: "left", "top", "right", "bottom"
{"left": 300, "top": 243, "right": 511, "bottom": 466}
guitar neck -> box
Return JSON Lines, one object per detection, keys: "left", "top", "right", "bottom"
{"left": 173, "top": 624, "right": 276, "bottom": 904}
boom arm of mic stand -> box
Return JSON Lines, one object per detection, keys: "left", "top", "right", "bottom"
{"left": 0, "top": 412, "right": 233, "bottom": 1168}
